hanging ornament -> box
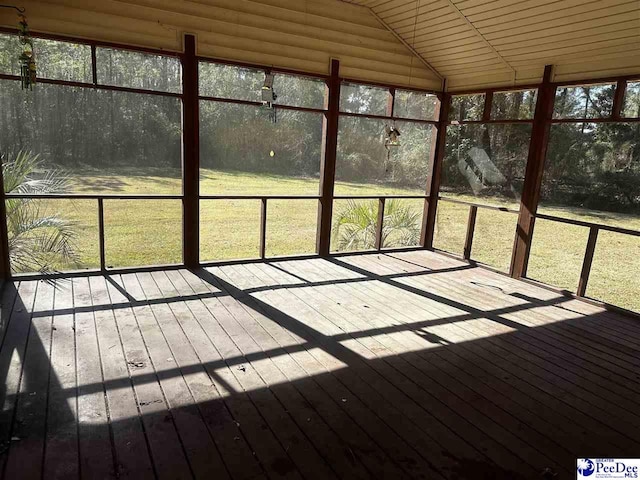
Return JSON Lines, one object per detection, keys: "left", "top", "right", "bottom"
{"left": 0, "top": 6, "right": 35, "bottom": 89}
{"left": 383, "top": 123, "right": 401, "bottom": 174}
{"left": 17, "top": 11, "right": 36, "bottom": 90}
{"left": 261, "top": 71, "right": 277, "bottom": 123}
{"left": 384, "top": 124, "right": 401, "bottom": 149}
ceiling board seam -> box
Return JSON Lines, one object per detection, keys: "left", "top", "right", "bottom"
{"left": 359, "top": 3, "right": 446, "bottom": 87}
{"left": 440, "top": 0, "right": 516, "bottom": 82}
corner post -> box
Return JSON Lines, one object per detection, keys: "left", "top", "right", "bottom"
{"left": 421, "top": 86, "right": 450, "bottom": 249}
{"left": 510, "top": 64, "right": 555, "bottom": 278}
{"left": 316, "top": 59, "right": 340, "bottom": 256}
{"left": 182, "top": 34, "right": 200, "bottom": 268}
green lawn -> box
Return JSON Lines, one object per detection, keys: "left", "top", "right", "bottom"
{"left": 25, "top": 167, "right": 640, "bottom": 313}
{"left": 435, "top": 193, "right": 640, "bottom": 313}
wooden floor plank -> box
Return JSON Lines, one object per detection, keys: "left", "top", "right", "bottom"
{"left": 132, "top": 271, "right": 231, "bottom": 480}
{"left": 3, "top": 280, "right": 52, "bottom": 480}
{"left": 243, "top": 261, "right": 560, "bottom": 477}
{"left": 0, "top": 281, "right": 19, "bottom": 356}
{"left": 305, "top": 256, "right": 616, "bottom": 457}
{"left": 156, "top": 271, "right": 304, "bottom": 480}
{"left": 167, "top": 269, "right": 395, "bottom": 479}
{"left": 268, "top": 259, "right": 573, "bottom": 477}
{"left": 395, "top": 251, "right": 640, "bottom": 368}
{"left": 361, "top": 254, "right": 640, "bottom": 405}
{"left": 195, "top": 266, "right": 445, "bottom": 479}
{"left": 357, "top": 254, "right": 640, "bottom": 435}
{"left": 207, "top": 264, "right": 474, "bottom": 478}
{"left": 0, "top": 281, "right": 35, "bottom": 477}
{"left": 334, "top": 253, "right": 639, "bottom": 453}
{"left": 2, "top": 251, "right": 639, "bottom": 480}
{"left": 89, "top": 275, "right": 155, "bottom": 479}
{"left": 163, "top": 268, "right": 367, "bottom": 480}
{"left": 43, "top": 279, "right": 79, "bottom": 479}
{"left": 150, "top": 270, "right": 266, "bottom": 480}
{"left": 111, "top": 273, "right": 193, "bottom": 480}
{"left": 183, "top": 272, "right": 437, "bottom": 478}
{"left": 73, "top": 277, "right": 116, "bottom": 479}
{"left": 392, "top": 252, "right": 640, "bottom": 391}
{"left": 160, "top": 268, "right": 323, "bottom": 480}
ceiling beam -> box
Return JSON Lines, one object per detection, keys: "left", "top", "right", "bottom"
{"left": 339, "top": 0, "right": 445, "bottom": 89}
{"left": 439, "top": 0, "right": 516, "bottom": 82}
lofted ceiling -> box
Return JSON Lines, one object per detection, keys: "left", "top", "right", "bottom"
{"left": 1, "top": 0, "right": 638, "bottom": 92}
{"left": 340, "top": 0, "right": 640, "bottom": 90}
{"left": 0, "top": 0, "right": 443, "bottom": 90}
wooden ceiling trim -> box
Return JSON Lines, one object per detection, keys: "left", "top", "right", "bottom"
{"left": 505, "top": 37, "right": 640, "bottom": 63}
{"left": 485, "top": 14, "right": 639, "bottom": 45}
{"left": 438, "top": 0, "right": 515, "bottom": 79}
{"left": 425, "top": 45, "right": 494, "bottom": 61}
{"left": 411, "top": 32, "right": 479, "bottom": 49}
{"left": 481, "top": 3, "right": 639, "bottom": 37}
{"left": 458, "top": 0, "right": 556, "bottom": 18}
{"left": 384, "top": 4, "right": 455, "bottom": 28}
{"left": 366, "top": 6, "right": 445, "bottom": 83}
{"left": 496, "top": 26, "right": 640, "bottom": 52}
{"left": 467, "top": 0, "right": 605, "bottom": 26}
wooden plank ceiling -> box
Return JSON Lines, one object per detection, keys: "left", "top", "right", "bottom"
{"left": 340, "top": 0, "right": 640, "bottom": 90}
{"left": 0, "top": 0, "right": 442, "bottom": 90}
{"left": 1, "top": 0, "right": 638, "bottom": 91}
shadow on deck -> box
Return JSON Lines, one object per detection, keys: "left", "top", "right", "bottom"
{"left": 1, "top": 251, "right": 639, "bottom": 479}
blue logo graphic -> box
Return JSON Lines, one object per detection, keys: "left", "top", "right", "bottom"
{"left": 577, "top": 459, "right": 595, "bottom": 477}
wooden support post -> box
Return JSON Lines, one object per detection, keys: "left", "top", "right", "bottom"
{"left": 90, "top": 45, "right": 98, "bottom": 85}
{"left": 510, "top": 65, "right": 555, "bottom": 278}
{"left": 375, "top": 197, "right": 386, "bottom": 251}
{"left": 421, "top": 88, "right": 450, "bottom": 249}
{"left": 386, "top": 87, "right": 395, "bottom": 117}
{"left": 182, "top": 34, "right": 200, "bottom": 268}
{"left": 463, "top": 205, "right": 477, "bottom": 260}
{"left": 98, "top": 198, "right": 106, "bottom": 271}
{"left": 259, "top": 198, "right": 267, "bottom": 259}
{"left": 316, "top": 59, "right": 340, "bottom": 256}
{"left": 612, "top": 79, "right": 626, "bottom": 120}
{"left": 577, "top": 226, "right": 599, "bottom": 297}
{"left": 482, "top": 91, "right": 493, "bottom": 122}
{"left": 0, "top": 158, "right": 11, "bottom": 279}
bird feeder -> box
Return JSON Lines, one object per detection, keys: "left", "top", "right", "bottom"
{"left": 384, "top": 125, "right": 401, "bottom": 148}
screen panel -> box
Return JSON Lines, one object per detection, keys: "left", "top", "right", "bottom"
{"left": 0, "top": 80, "right": 182, "bottom": 194}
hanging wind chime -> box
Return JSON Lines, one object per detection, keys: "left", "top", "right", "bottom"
{"left": 1, "top": 5, "right": 36, "bottom": 89}
{"left": 18, "top": 12, "right": 36, "bottom": 89}
{"left": 261, "top": 71, "right": 277, "bottom": 123}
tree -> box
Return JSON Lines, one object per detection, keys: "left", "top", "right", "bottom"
{"left": 331, "top": 199, "right": 421, "bottom": 251}
{"left": 2, "top": 150, "right": 78, "bottom": 272}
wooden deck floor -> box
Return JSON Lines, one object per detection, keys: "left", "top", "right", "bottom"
{"left": 1, "top": 250, "right": 639, "bottom": 479}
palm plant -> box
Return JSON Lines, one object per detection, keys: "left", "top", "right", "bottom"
{"left": 332, "top": 199, "right": 421, "bottom": 251}
{"left": 2, "top": 150, "right": 78, "bottom": 273}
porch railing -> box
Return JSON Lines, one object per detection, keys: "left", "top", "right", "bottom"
{"left": 5, "top": 192, "right": 428, "bottom": 274}
{"left": 437, "top": 196, "right": 640, "bottom": 303}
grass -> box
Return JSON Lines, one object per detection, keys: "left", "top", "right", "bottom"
{"left": 24, "top": 167, "right": 639, "bottom": 313}
{"left": 435, "top": 193, "right": 640, "bottom": 313}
